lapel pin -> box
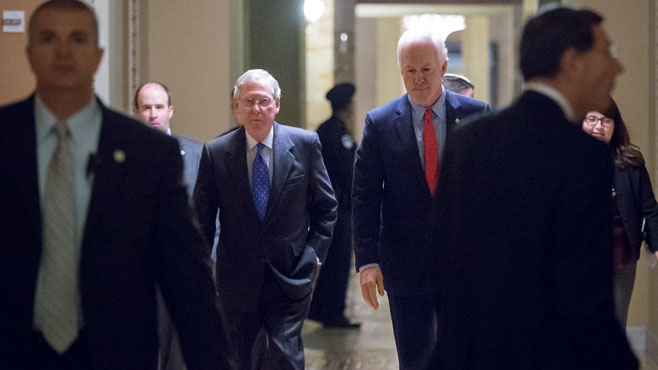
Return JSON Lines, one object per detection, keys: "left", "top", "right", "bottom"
{"left": 180, "top": 150, "right": 186, "bottom": 156}
{"left": 455, "top": 118, "right": 461, "bottom": 124}
{"left": 113, "top": 149, "right": 126, "bottom": 163}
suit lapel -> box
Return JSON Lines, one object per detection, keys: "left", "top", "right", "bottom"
{"left": 393, "top": 95, "right": 422, "bottom": 167}
{"left": 445, "top": 90, "right": 464, "bottom": 136}
{"left": 393, "top": 95, "right": 429, "bottom": 191}
{"left": 267, "top": 122, "right": 295, "bottom": 222}
{"left": 82, "top": 105, "right": 128, "bottom": 244}
{"left": 224, "top": 127, "right": 261, "bottom": 220}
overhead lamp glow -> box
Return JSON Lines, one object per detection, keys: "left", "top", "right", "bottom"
{"left": 403, "top": 14, "right": 466, "bottom": 41}
{"left": 304, "top": 0, "right": 325, "bottom": 23}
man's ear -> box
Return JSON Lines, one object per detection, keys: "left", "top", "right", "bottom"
{"left": 559, "top": 48, "right": 582, "bottom": 79}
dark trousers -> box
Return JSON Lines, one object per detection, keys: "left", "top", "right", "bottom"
{"left": 222, "top": 266, "right": 311, "bottom": 370}
{"left": 388, "top": 293, "right": 438, "bottom": 370}
{"left": 29, "top": 331, "right": 92, "bottom": 370}
{"left": 156, "top": 286, "right": 187, "bottom": 370}
{"left": 308, "top": 207, "right": 352, "bottom": 321}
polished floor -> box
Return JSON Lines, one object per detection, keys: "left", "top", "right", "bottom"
{"left": 303, "top": 268, "right": 658, "bottom": 370}
{"left": 303, "top": 269, "right": 398, "bottom": 369}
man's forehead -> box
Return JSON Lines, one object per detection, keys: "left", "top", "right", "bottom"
{"left": 139, "top": 91, "right": 168, "bottom": 105}
{"left": 141, "top": 84, "right": 167, "bottom": 96}
{"left": 31, "top": 9, "right": 96, "bottom": 35}
{"left": 239, "top": 82, "right": 273, "bottom": 95}
{"left": 401, "top": 41, "right": 438, "bottom": 62}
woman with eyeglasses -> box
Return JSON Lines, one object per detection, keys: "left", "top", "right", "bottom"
{"left": 581, "top": 98, "right": 658, "bottom": 327}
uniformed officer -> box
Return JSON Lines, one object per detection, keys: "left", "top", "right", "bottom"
{"left": 308, "top": 83, "right": 360, "bottom": 328}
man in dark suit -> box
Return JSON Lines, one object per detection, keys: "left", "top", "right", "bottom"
{"left": 134, "top": 81, "right": 203, "bottom": 370}
{"left": 351, "top": 27, "right": 490, "bottom": 369}
{"left": 308, "top": 82, "right": 360, "bottom": 328}
{"left": 427, "top": 7, "right": 636, "bottom": 370}
{"left": 0, "top": 2, "right": 232, "bottom": 370}
{"left": 193, "top": 69, "right": 337, "bottom": 370}
{"left": 134, "top": 81, "right": 202, "bottom": 197}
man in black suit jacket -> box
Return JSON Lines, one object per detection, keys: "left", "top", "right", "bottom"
{"left": 134, "top": 81, "right": 205, "bottom": 370}
{"left": 0, "top": 2, "right": 232, "bottom": 370}
{"left": 428, "top": 7, "right": 636, "bottom": 370}
{"left": 193, "top": 69, "right": 337, "bottom": 370}
{"left": 351, "top": 27, "right": 490, "bottom": 369}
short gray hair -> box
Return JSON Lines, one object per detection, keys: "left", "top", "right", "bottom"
{"left": 396, "top": 27, "right": 448, "bottom": 68}
{"left": 233, "top": 69, "right": 281, "bottom": 101}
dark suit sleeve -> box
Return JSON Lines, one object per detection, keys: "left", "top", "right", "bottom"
{"left": 192, "top": 144, "right": 220, "bottom": 256}
{"left": 351, "top": 112, "right": 384, "bottom": 270}
{"left": 154, "top": 139, "right": 233, "bottom": 370}
{"left": 307, "top": 133, "right": 338, "bottom": 263}
{"left": 550, "top": 148, "right": 637, "bottom": 369}
{"left": 637, "top": 163, "right": 658, "bottom": 252}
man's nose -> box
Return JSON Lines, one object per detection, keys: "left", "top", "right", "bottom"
{"left": 614, "top": 58, "right": 624, "bottom": 75}
{"left": 55, "top": 40, "right": 71, "bottom": 57}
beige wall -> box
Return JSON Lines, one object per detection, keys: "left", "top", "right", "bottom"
{"left": 0, "top": 0, "right": 40, "bottom": 105}
{"left": 305, "top": 0, "right": 334, "bottom": 131}
{"left": 142, "top": 0, "right": 234, "bottom": 142}
{"left": 354, "top": 17, "right": 378, "bottom": 143}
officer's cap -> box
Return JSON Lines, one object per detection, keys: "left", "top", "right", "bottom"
{"left": 326, "top": 83, "right": 355, "bottom": 110}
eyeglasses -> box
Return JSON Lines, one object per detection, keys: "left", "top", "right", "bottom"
{"left": 583, "top": 115, "right": 614, "bottom": 127}
{"left": 241, "top": 97, "right": 273, "bottom": 109}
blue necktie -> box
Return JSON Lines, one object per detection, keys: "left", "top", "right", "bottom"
{"left": 252, "top": 143, "right": 269, "bottom": 220}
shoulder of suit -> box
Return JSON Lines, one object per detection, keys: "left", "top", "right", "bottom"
{"left": 0, "top": 94, "right": 33, "bottom": 111}
{"left": 367, "top": 95, "right": 407, "bottom": 119}
{"left": 448, "top": 90, "right": 489, "bottom": 111}
{"left": 0, "top": 95, "right": 35, "bottom": 121}
{"left": 205, "top": 126, "right": 240, "bottom": 153}
{"left": 173, "top": 134, "right": 202, "bottom": 147}
{"left": 277, "top": 122, "right": 317, "bottom": 140}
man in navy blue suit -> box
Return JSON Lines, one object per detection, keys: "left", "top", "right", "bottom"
{"left": 352, "top": 27, "right": 490, "bottom": 369}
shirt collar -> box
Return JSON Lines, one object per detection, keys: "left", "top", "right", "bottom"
{"left": 524, "top": 82, "right": 575, "bottom": 122}
{"left": 408, "top": 85, "right": 446, "bottom": 122}
{"left": 35, "top": 95, "right": 99, "bottom": 143}
{"left": 246, "top": 125, "right": 274, "bottom": 151}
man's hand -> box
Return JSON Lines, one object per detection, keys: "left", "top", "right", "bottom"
{"left": 360, "top": 267, "right": 385, "bottom": 310}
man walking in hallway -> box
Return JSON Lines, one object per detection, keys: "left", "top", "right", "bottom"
{"left": 0, "top": 1, "right": 232, "bottom": 369}
{"left": 427, "top": 6, "right": 637, "bottom": 370}
{"left": 351, "top": 26, "right": 490, "bottom": 369}
{"left": 193, "top": 69, "right": 337, "bottom": 370}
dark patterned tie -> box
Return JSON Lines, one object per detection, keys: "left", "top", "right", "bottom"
{"left": 34, "top": 122, "right": 80, "bottom": 353}
{"left": 252, "top": 143, "right": 269, "bottom": 220}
